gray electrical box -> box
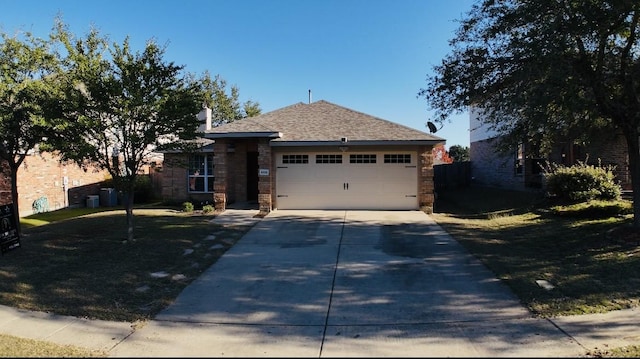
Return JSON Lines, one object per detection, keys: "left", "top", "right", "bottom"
{"left": 86, "top": 195, "right": 99, "bottom": 208}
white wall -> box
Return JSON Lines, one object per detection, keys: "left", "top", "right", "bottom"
{"left": 469, "top": 106, "right": 498, "bottom": 143}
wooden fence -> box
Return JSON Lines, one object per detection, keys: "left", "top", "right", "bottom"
{"left": 433, "top": 161, "right": 471, "bottom": 190}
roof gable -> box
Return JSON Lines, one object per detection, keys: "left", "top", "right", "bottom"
{"left": 205, "top": 100, "right": 445, "bottom": 144}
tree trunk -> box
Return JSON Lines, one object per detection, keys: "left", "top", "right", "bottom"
{"left": 125, "top": 187, "right": 135, "bottom": 242}
{"left": 9, "top": 163, "right": 22, "bottom": 237}
{"left": 624, "top": 129, "right": 640, "bottom": 228}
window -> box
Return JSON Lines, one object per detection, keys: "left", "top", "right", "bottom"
{"left": 188, "top": 154, "right": 214, "bottom": 192}
{"left": 350, "top": 154, "right": 377, "bottom": 163}
{"left": 384, "top": 154, "right": 411, "bottom": 164}
{"left": 282, "top": 154, "right": 308, "bottom": 164}
{"left": 316, "top": 154, "right": 342, "bottom": 163}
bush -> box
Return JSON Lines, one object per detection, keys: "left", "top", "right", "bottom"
{"left": 543, "top": 160, "right": 622, "bottom": 202}
{"left": 550, "top": 199, "right": 632, "bottom": 219}
{"left": 202, "top": 205, "right": 214, "bottom": 214}
{"left": 101, "top": 175, "right": 156, "bottom": 204}
{"left": 182, "top": 202, "right": 194, "bottom": 213}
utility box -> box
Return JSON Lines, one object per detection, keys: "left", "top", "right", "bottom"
{"left": 86, "top": 195, "right": 99, "bottom": 208}
{"left": 100, "top": 188, "right": 118, "bottom": 207}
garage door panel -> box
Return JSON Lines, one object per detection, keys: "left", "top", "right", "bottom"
{"left": 276, "top": 152, "right": 418, "bottom": 210}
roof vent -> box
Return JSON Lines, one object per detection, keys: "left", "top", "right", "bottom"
{"left": 308, "top": 89, "right": 312, "bottom": 104}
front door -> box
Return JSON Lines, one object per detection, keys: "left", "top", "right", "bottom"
{"left": 247, "top": 151, "right": 259, "bottom": 202}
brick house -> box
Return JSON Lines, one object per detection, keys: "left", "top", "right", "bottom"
{"left": 0, "top": 150, "right": 111, "bottom": 217}
{"left": 469, "top": 108, "right": 631, "bottom": 190}
{"left": 161, "top": 100, "right": 445, "bottom": 213}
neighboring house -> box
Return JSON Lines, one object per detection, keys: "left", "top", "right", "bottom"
{"left": 469, "top": 107, "right": 631, "bottom": 190}
{"left": 0, "top": 150, "right": 110, "bottom": 217}
{"left": 0, "top": 147, "right": 163, "bottom": 218}
{"left": 161, "top": 100, "right": 445, "bottom": 213}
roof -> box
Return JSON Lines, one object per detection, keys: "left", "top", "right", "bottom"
{"left": 205, "top": 100, "right": 445, "bottom": 146}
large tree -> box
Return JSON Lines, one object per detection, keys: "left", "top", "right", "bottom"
{"left": 0, "top": 29, "right": 61, "bottom": 234}
{"left": 201, "top": 71, "right": 261, "bottom": 125}
{"left": 420, "top": 0, "right": 640, "bottom": 226}
{"left": 51, "top": 22, "right": 203, "bottom": 242}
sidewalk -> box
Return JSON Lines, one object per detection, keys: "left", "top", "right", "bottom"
{"left": 0, "top": 209, "right": 638, "bottom": 357}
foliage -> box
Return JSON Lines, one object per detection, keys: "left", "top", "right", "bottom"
{"left": 448, "top": 145, "right": 470, "bottom": 162}
{"left": 0, "top": 28, "right": 61, "bottom": 229}
{"left": 432, "top": 144, "right": 453, "bottom": 164}
{"left": 101, "top": 175, "right": 155, "bottom": 204}
{"left": 202, "top": 204, "right": 214, "bottom": 214}
{"left": 46, "top": 18, "right": 204, "bottom": 241}
{"left": 419, "top": 0, "right": 640, "bottom": 226}
{"left": 201, "top": 71, "right": 261, "bottom": 126}
{"left": 543, "top": 160, "right": 622, "bottom": 202}
{"left": 549, "top": 199, "right": 632, "bottom": 219}
{"left": 181, "top": 201, "right": 194, "bottom": 213}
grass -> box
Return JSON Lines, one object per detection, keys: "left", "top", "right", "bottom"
{"left": 0, "top": 333, "right": 106, "bottom": 357}
{"left": 433, "top": 187, "right": 640, "bottom": 317}
{"left": 433, "top": 186, "right": 640, "bottom": 357}
{"left": 3, "top": 190, "right": 640, "bottom": 357}
{"left": 2, "top": 205, "right": 253, "bottom": 322}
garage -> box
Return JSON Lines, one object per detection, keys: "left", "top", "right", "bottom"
{"left": 202, "top": 100, "right": 444, "bottom": 213}
{"left": 275, "top": 151, "right": 418, "bottom": 210}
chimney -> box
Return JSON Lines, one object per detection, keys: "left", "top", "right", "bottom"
{"left": 197, "top": 106, "right": 212, "bottom": 132}
{"left": 308, "top": 89, "right": 312, "bottom": 104}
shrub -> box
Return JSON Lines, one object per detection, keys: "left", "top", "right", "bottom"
{"left": 542, "top": 160, "right": 622, "bottom": 202}
{"left": 182, "top": 202, "right": 194, "bottom": 213}
{"left": 202, "top": 205, "right": 214, "bottom": 214}
{"left": 550, "top": 199, "right": 632, "bottom": 219}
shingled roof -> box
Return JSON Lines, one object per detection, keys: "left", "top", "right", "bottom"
{"left": 204, "top": 100, "right": 445, "bottom": 146}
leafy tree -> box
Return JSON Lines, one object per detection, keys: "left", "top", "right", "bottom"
{"left": 201, "top": 71, "right": 261, "bottom": 126}
{"left": 432, "top": 144, "right": 453, "bottom": 164}
{"left": 51, "top": 21, "right": 203, "bottom": 242}
{"left": 419, "top": 1, "right": 640, "bottom": 226}
{"left": 0, "top": 29, "right": 60, "bottom": 234}
{"left": 448, "top": 145, "right": 470, "bottom": 162}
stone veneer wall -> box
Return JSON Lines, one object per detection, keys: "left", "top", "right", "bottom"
{"left": 0, "top": 152, "right": 109, "bottom": 217}
{"left": 257, "top": 139, "right": 273, "bottom": 213}
{"left": 418, "top": 145, "right": 435, "bottom": 214}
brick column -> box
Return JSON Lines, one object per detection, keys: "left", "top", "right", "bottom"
{"left": 257, "top": 139, "right": 273, "bottom": 213}
{"left": 418, "top": 146, "right": 435, "bottom": 214}
{"left": 213, "top": 139, "right": 228, "bottom": 211}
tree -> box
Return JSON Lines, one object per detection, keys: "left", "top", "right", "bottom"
{"left": 201, "top": 71, "right": 261, "bottom": 126}
{"left": 432, "top": 144, "right": 454, "bottom": 164}
{"left": 52, "top": 21, "right": 203, "bottom": 242}
{"left": 419, "top": 1, "right": 640, "bottom": 226}
{"left": 0, "top": 29, "right": 60, "bottom": 235}
{"left": 449, "top": 145, "right": 470, "bottom": 162}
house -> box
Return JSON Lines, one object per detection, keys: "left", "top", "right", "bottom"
{"left": 161, "top": 100, "right": 445, "bottom": 213}
{"left": 469, "top": 107, "right": 631, "bottom": 190}
{"left": 0, "top": 150, "right": 110, "bottom": 217}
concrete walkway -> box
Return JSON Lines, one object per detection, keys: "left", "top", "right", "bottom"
{"left": 0, "top": 210, "right": 639, "bottom": 357}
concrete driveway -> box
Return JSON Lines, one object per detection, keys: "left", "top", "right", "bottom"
{"left": 110, "top": 210, "right": 587, "bottom": 357}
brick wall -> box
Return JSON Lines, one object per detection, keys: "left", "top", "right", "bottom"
{"left": 471, "top": 133, "right": 631, "bottom": 191}
{"left": 470, "top": 138, "right": 526, "bottom": 190}
{"left": 0, "top": 151, "right": 109, "bottom": 217}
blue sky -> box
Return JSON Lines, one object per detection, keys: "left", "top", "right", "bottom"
{"left": 1, "top": 0, "right": 475, "bottom": 148}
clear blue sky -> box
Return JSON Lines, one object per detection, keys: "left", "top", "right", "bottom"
{"left": 1, "top": 0, "right": 475, "bottom": 149}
